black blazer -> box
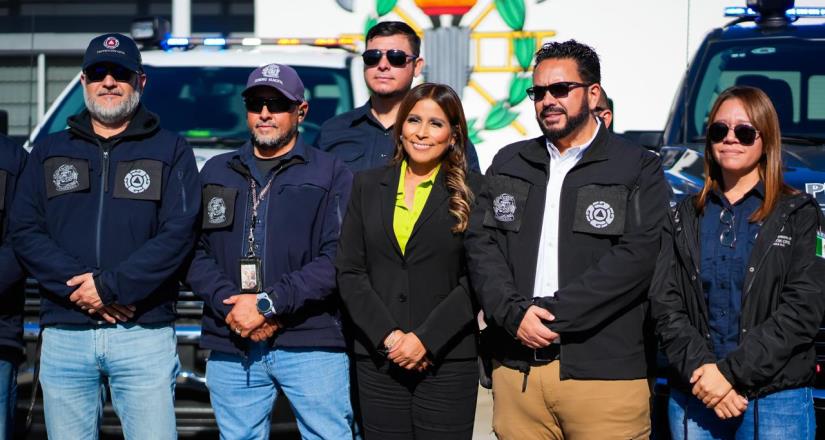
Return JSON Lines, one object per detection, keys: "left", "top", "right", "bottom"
{"left": 336, "top": 164, "right": 482, "bottom": 361}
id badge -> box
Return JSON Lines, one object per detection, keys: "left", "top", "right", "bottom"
{"left": 239, "top": 257, "right": 262, "bottom": 293}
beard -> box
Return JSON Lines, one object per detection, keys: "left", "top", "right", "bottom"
{"left": 84, "top": 86, "right": 141, "bottom": 125}
{"left": 538, "top": 96, "right": 591, "bottom": 143}
{"left": 252, "top": 123, "right": 299, "bottom": 152}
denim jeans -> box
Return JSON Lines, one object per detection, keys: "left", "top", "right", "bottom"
{"left": 40, "top": 324, "right": 179, "bottom": 440}
{"left": 206, "top": 343, "right": 354, "bottom": 440}
{"left": 668, "top": 387, "right": 815, "bottom": 439}
{"left": 0, "top": 359, "right": 17, "bottom": 439}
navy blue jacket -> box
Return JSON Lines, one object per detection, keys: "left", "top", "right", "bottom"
{"left": 315, "top": 101, "right": 481, "bottom": 173}
{"left": 187, "top": 139, "right": 353, "bottom": 356}
{"left": 0, "top": 135, "right": 26, "bottom": 351}
{"left": 10, "top": 105, "right": 200, "bottom": 326}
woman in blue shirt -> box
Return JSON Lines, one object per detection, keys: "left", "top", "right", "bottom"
{"left": 651, "top": 85, "right": 825, "bottom": 439}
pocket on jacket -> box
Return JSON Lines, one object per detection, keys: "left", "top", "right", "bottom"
{"left": 113, "top": 159, "right": 164, "bottom": 201}
{"left": 202, "top": 184, "right": 238, "bottom": 229}
{"left": 482, "top": 175, "right": 530, "bottom": 232}
{"left": 572, "top": 184, "right": 629, "bottom": 236}
{"left": 43, "top": 156, "right": 91, "bottom": 198}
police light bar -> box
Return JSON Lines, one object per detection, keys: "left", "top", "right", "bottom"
{"left": 159, "top": 36, "right": 356, "bottom": 51}
{"left": 725, "top": 6, "right": 825, "bottom": 16}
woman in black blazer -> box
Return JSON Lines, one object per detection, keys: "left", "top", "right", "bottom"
{"left": 336, "top": 83, "right": 481, "bottom": 440}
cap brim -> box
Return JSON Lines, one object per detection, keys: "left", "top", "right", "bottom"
{"left": 242, "top": 84, "right": 302, "bottom": 102}
{"left": 82, "top": 54, "right": 141, "bottom": 73}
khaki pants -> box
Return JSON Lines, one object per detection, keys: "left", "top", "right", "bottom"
{"left": 491, "top": 361, "right": 650, "bottom": 440}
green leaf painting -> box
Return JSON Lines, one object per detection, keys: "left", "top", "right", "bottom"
{"left": 364, "top": 15, "right": 378, "bottom": 36}
{"left": 468, "top": 118, "right": 483, "bottom": 144}
{"left": 484, "top": 101, "right": 519, "bottom": 130}
{"left": 495, "top": 0, "right": 526, "bottom": 31}
{"left": 513, "top": 37, "right": 535, "bottom": 70}
{"left": 507, "top": 75, "right": 531, "bottom": 106}
{"left": 376, "top": 0, "right": 397, "bottom": 17}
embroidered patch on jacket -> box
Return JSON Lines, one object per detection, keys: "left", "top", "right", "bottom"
{"left": 123, "top": 169, "right": 151, "bottom": 194}
{"left": 53, "top": 163, "right": 80, "bottom": 192}
{"left": 493, "top": 193, "right": 516, "bottom": 222}
{"left": 585, "top": 201, "right": 615, "bottom": 229}
{"left": 773, "top": 234, "right": 792, "bottom": 248}
{"left": 207, "top": 196, "right": 227, "bottom": 224}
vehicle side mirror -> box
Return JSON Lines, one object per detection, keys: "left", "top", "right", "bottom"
{"left": 621, "top": 130, "right": 663, "bottom": 150}
{"left": 0, "top": 110, "right": 7, "bottom": 136}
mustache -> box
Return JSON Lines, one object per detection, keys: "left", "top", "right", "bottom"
{"left": 255, "top": 122, "right": 276, "bottom": 128}
{"left": 96, "top": 89, "right": 123, "bottom": 96}
{"left": 541, "top": 105, "right": 566, "bottom": 117}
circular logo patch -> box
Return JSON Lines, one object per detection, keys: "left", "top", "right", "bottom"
{"left": 124, "top": 169, "right": 150, "bottom": 194}
{"left": 53, "top": 164, "right": 79, "bottom": 192}
{"left": 207, "top": 197, "right": 227, "bottom": 224}
{"left": 493, "top": 193, "right": 516, "bottom": 222}
{"left": 103, "top": 36, "right": 120, "bottom": 49}
{"left": 262, "top": 64, "right": 280, "bottom": 78}
{"left": 585, "top": 201, "right": 614, "bottom": 229}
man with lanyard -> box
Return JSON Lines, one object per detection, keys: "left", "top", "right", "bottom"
{"left": 465, "top": 40, "right": 669, "bottom": 439}
{"left": 0, "top": 134, "right": 26, "bottom": 438}
{"left": 10, "top": 33, "right": 200, "bottom": 438}
{"left": 314, "top": 20, "right": 481, "bottom": 173}
{"left": 187, "top": 63, "right": 355, "bottom": 439}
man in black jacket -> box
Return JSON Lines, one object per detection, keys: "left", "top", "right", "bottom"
{"left": 465, "top": 40, "right": 669, "bottom": 439}
{"left": 11, "top": 34, "right": 199, "bottom": 439}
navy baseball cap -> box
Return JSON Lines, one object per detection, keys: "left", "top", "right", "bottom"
{"left": 242, "top": 64, "right": 305, "bottom": 102}
{"left": 82, "top": 33, "right": 142, "bottom": 73}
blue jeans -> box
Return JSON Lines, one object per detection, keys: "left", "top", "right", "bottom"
{"left": 40, "top": 324, "right": 179, "bottom": 440}
{"left": 206, "top": 343, "right": 354, "bottom": 440}
{"left": 0, "top": 359, "right": 17, "bottom": 439}
{"left": 668, "top": 387, "right": 815, "bottom": 439}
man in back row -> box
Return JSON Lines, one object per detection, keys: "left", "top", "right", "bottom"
{"left": 316, "top": 21, "right": 481, "bottom": 173}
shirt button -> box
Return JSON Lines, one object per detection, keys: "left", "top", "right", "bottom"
{"left": 691, "top": 275, "right": 697, "bottom": 281}
{"left": 383, "top": 131, "right": 389, "bottom": 136}
{"left": 748, "top": 267, "right": 755, "bottom": 273}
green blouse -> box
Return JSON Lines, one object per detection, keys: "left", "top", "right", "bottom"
{"left": 393, "top": 160, "right": 440, "bottom": 254}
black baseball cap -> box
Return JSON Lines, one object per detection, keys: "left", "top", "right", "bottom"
{"left": 82, "top": 33, "right": 142, "bottom": 73}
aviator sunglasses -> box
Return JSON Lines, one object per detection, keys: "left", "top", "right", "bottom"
{"left": 362, "top": 49, "right": 417, "bottom": 68}
{"left": 707, "top": 122, "right": 760, "bottom": 146}
{"left": 244, "top": 97, "right": 296, "bottom": 114}
{"left": 526, "top": 82, "right": 591, "bottom": 101}
{"left": 83, "top": 64, "right": 138, "bottom": 83}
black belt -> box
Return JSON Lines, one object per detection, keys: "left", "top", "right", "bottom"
{"left": 532, "top": 344, "right": 560, "bottom": 364}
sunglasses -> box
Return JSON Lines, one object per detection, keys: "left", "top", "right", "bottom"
{"left": 362, "top": 49, "right": 417, "bottom": 68}
{"left": 526, "top": 82, "right": 591, "bottom": 101}
{"left": 84, "top": 64, "right": 137, "bottom": 83}
{"left": 707, "top": 122, "right": 760, "bottom": 146}
{"left": 244, "top": 97, "right": 296, "bottom": 114}
{"left": 719, "top": 207, "right": 736, "bottom": 248}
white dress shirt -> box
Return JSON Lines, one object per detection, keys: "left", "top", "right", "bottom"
{"left": 532, "top": 118, "right": 601, "bottom": 298}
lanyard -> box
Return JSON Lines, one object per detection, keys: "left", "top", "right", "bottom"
{"left": 246, "top": 175, "right": 276, "bottom": 257}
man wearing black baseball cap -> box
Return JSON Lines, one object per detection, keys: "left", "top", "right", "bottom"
{"left": 11, "top": 33, "right": 199, "bottom": 439}
{"left": 187, "top": 63, "right": 355, "bottom": 439}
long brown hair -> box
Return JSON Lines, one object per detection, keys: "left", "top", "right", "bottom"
{"left": 391, "top": 83, "right": 474, "bottom": 233}
{"left": 694, "top": 86, "right": 796, "bottom": 222}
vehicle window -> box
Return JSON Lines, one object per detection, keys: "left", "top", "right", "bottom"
{"left": 688, "top": 41, "right": 825, "bottom": 141}
{"left": 34, "top": 65, "right": 353, "bottom": 147}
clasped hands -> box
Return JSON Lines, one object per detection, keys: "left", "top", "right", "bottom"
{"left": 67, "top": 273, "right": 135, "bottom": 324}
{"left": 516, "top": 305, "right": 559, "bottom": 349}
{"left": 224, "top": 294, "right": 280, "bottom": 342}
{"left": 384, "top": 330, "right": 430, "bottom": 372}
{"left": 690, "top": 363, "right": 748, "bottom": 419}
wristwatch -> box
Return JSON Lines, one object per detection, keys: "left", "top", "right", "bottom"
{"left": 256, "top": 292, "right": 277, "bottom": 319}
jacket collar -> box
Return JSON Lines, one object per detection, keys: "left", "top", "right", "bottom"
{"left": 67, "top": 104, "right": 160, "bottom": 144}
{"left": 228, "top": 136, "right": 308, "bottom": 184}
{"left": 349, "top": 100, "right": 388, "bottom": 129}
{"left": 378, "top": 163, "right": 450, "bottom": 258}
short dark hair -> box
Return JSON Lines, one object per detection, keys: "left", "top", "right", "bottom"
{"left": 366, "top": 21, "right": 421, "bottom": 57}
{"left": 534, "top": 40, "right": 600, "bottom": 84}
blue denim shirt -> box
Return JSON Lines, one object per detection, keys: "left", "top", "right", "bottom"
{"left": 314, "top": 101, "right": 481, "bottom": 173}
{"left": 700, "top": 183, "right": 764, "bottom": 360}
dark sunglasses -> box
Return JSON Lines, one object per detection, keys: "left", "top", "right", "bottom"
{"left": 84, "top": 64, "right": 137, "bottom": 83}
{"left": 362, "top": 49, "right": 417, "bottom": 67}
{"left": 707, "top": 122, "right": 760, "bottom": 146}
{"left": 526, "top": 82, "right": 590, "bottom": 101}
{"left": 244, "top": 97, "right": 296, "bottom": 114}
{"left": 719, "top": 207, "right": 736, "bottom": 248}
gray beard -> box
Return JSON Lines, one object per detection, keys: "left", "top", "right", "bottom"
{"left": 253, "top": 123, "right": 299, "bottom": 152}
{"left": 84, "top": 88, "right": 141, "bottom": 125}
